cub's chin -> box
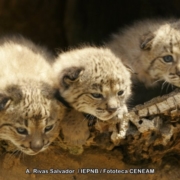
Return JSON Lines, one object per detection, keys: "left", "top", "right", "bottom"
{"left": 20, "top": 146, "right": 48, "bottom": 155}
{"left": 95, "top": 112, "right": 118, "bottom": 121}
{"left": 25, "top": 151, "right": 40, "bottom": 156}
{"left": 95, "top": 107, "right": 128, "bottom": 121}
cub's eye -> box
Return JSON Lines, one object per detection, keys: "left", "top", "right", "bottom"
{"left": 163, "top": 55, "right": 174, "bottom": 63}
{"left": 16, "top": 127, "right": 28, "bottom": 135}
{"left": 91, "top": 93, "right": 103, "bottom": 98}
{"left": 118, "top": 90, "right": 124, "bottom": 96}
{"left": 44, "top": 125, "right": 54, "bottom": 133}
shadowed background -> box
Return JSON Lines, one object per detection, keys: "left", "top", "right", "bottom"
{"left": 1, "top": 0, "right": 180, "bottom": 53}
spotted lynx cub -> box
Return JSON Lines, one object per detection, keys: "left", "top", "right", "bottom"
{"left": 0, "top": 36, "right": 65, "bottom": 155}
{"left": 107, "top": 19, "right": 180, "bottom": 88}
{"left": 53, "top": 47, "right": 131, "bottom": 121}
{"left": 53, "top": 47, "right": 132, "bottom": 147}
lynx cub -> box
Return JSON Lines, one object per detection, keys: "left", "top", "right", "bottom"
{"left": 107, "top": 19, "right": 180, "bottom": 88}
{"left": 0, "top": 36, "right": 65, "bottom": 155}
{"left": 53, "top": 46, "right": 131, "bottom": 121}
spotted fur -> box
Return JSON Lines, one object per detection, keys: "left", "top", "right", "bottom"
{"left": 0, "top": 36, "right": 65, "bottom": 155}
{"left": 107, "top": 19, "right": 180, "bottom": 87}
{"left": 53, "top": 47, "right": 131, "bottom": 121}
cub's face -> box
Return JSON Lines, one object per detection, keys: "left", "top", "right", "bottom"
{"left": 0, "top": 84, "right": 64, "bottom": 155}
{"left": 59, "top": 66, "right": 131, "bottom": 121}
{"left": 140, "top": 23, "right": 180, "bottom": 87}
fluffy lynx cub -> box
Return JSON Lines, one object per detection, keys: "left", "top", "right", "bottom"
{"left": 107, "top": 19, "right": 180, "bottom": 87}
{"left": 0, "top": 36, "right": 65, "bottom": 155}
{"left": 53, "top": 47, "right": 131, "bottom": 121}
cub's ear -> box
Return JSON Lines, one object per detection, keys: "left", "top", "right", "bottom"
{"left": 140, "top": 32, "right": 155, "bottom": 50}
{"left": 0, "top": 94, "right": 11, "bottom": 111}
{"left": 63, "top": 67, "right": 84, "bottom": 85}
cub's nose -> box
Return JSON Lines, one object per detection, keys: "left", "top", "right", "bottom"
{"left": 31, "top": 145, "right": 43, "bottom": 152}
{"left": 107, "top": 107, "right": 118, "bottom": 113}
{"left": 30, "top": 140, "right": 44, "bottom": 152}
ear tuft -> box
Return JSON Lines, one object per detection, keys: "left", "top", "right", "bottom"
{"left": 140, "top": 32, "right": 155, "bottom": 50}
{"left": 63, "top": 67, "right": 84, "bottom": 85}
{"left": 0, "top": 94, "right": 11, "bottom": 110}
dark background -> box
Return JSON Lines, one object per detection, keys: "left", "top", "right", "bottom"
{"left": 1, "top": 0, "right": 180, "bottom": 54}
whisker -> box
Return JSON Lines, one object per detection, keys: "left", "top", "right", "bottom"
{"left": 18, "top": 150, "right": 23, "bottom": 160}
{"left": 161, "top": 81, "right": 166, "bottom": 90}
{"left": 5, "top": 148, "right": 19, "bottom": 165}
{"left": 88, "top": 114, "right": 97, "bottom": 126}
{"left": 84, "top": 113, "right": 91, "bottom": 122}
{"left": 166, "top": 83, "right": 171, "bottom": 93}
{"left": 81, "top": 116, "right": 86, "bottom": 122}
{"left": 22, "top": 151, "right": 25, "bottom": 163}
{"left": 161, "top": 80, "right": 169, "bottom": 92}
{"left": 152, "top": 78, "right": 164, "bottom": 85}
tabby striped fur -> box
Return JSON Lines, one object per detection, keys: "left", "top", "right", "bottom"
{"left": 0, "top": 36, "right": 65, "bottom": 155}
{"left": 107, "top": 19, "right": 180, "bottom": 87}
{"left": 53, "top": 47, "right": 131, "bottom": 121}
